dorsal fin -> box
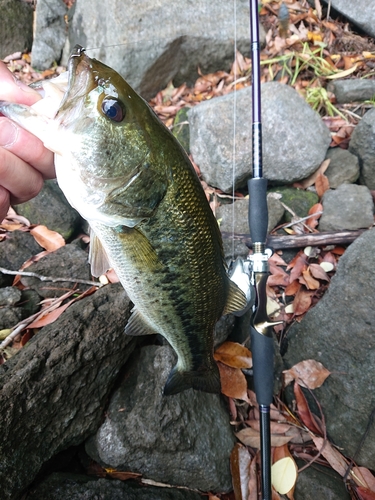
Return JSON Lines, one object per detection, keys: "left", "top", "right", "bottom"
{"left": 89, "top": 229, "right": 111, "bottom": 277}
{"left": 223, "top": 279, "right": 248, "bottom": 315}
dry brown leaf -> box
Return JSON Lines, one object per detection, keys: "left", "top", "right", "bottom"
{"left": 356, "top": 486, "right": 375, "bottom": 500}
{"left": 30, "top": 225, "right": 65, "bottom": 251}
{"left": 292, "top": 288, "right": 313, "bottom": 316}
{"left": 214, "top": 341, "right": 252, "bottom": 369}
{"left": 295, "top": 160, "right": 330, "bottom": 190}
{"left": 236, "top": 427, "right": 293, "bottom": 449}
{"left": 306, "top": 203, "right": 323, "bottom": 230}
{"left": 352, "top": 467, "right": 375, "bottom": 491}
{"left": 312, "top": 436, "right": 348, "bottom": 477}
{"left": 285, "top": 280, "right": 301, "bottom": 296}
{"left": 309, "top": 263, "right": 330, "bottom": 282}
{"left": 230, "top": 443, "right": 251, "bottom": 500}
{"left": 283, "top": 359, "right": 331, "bottom": 389}
{"left": 299, "top": 269, "right": 320, "bottom": 290}
{"left": 315, "top": 172, "right": 330, "bottom": 198}
{"left": 217, "top": 362, "right": 250, "bottom": 402}
{"left": 294, "top": 382, "right": 323, "bottom": 435}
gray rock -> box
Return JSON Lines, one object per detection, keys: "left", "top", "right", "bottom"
{"left": 283, "top": 228, "right": 375, "bottom": 469}
{"left": 216, "top": 195, "right": 284, "bottom": 258}
{"left": 0, "top": 283, "right": 135, "bottom": 500}
{"left": 0, "top": 231, "right": 43, "bottom": 287}
{"left": 0, "top": 0, "right": 33, "bottom": 59}
{"left": 68, "top": 0, "right": 265, "bottom": 99}
{"left": 189, "top": 83, "right": 331, "bottom": 192}
{"left": 31, "top": 0, "right": 68, "bottom": 69}
{"left": 15, "top": 180, "right": 82, "bottom": 240}
{"left": 0, "top": 286, "right": 21, "bottom": 307}
{"left": 269, "top": 186, "right": 319, "bottom": 223}
{"left": 319, "top": 184, "right": 374, "bottom": 232}
{"left": 320, "top": 0, "right": 375, "bottom": 38}
{"left": 295, "top": 462, "right": 350, "bottom": 500}
{"left": 325, "top": 148, "right": 359, "bottom": 188}
{"left": 328, "top": 79, "right": 375, "bottom": 104}
{"left": 85, "top": 345, "right": 236, "bottom": 493}
{"left": 349, "top": 108, "right": 375, "bottom": 189}
{"left": 28, "top": 472, "right": 203, "bottom": 500}
{"left": 20, "top": 243, "right": 92, "bottom": 298}
{"left": 0, "top": 287, "right": 22, "bottom": 329}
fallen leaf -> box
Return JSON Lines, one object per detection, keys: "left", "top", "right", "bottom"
{"left": 292, "top": 288, "right": 313, "bottom": 316}
{"left": 285, "top": 280, "right": 301, "bottom": 296}
{"left": 271, "top": 457, "right": 298, "bottom": 495}
{"left": 236, "top": 427, "right": 293, "bottom": 449}
{"left": 230, "top": 443, "right": 251, "bottom": 500}
{"left": 356, "top": 486, "right": 375, "bottom": 500}
{"left": 249, "top": 456, "right": 258, "bottom": 500}
{"left": 315, "top": 172, "right": 330, "bottom": 198}
{"left": 214, "top": 341, "right": 252, "bottom": 369}
{"left": 309, "top": 263, "right": 330, "bottom": 281}
{"left": 30, "top": 225, "right": 65, "bottom": 251}
{"left": 218, "top": 362, "right": 250, "bottom": 402}
{"left": 294, "top": 382, "right": 323, "bottom": 435}
{"left": 319, "top": 261, "right": 334, "bottom": 273}
{"left": 352, "top": 467, "right": 375, "bottom": 492}
{"left": 295, "top": 160, "right": 330, "bottom": 190}
{"left": 306, "top": 203, "right": 323, "bottom": 230}
{"left": 283, "top": 360, "right": 331, "bottom": 389}
{"left": 312, "top": 436, "right": 349, "bottom": 477}
{"left": 299, "top": 269, "right": 320, "bottom": 290}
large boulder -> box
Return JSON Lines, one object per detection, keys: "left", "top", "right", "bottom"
{"left": 67, "top": 0, "right": 265, "bottom": 99}
{"left": 283, "top": 228, "right": 375, "bottom": 469}
{"left": 85, "top": 345, "right": 236, "bottom": 493}
{"left": 0, "top": 283, "right": 134, "bottom": 500}
{"left": 349, "top": 108, "right": 375, "bottom": 189}
{"left": 189, "top": 83, "right": 331, "bottom": 193}
{"left": 0, "top": 0, "right": 33, "bottom": 59}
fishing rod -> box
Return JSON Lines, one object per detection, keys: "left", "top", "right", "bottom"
{"left": 248, "top": 1, "right": 280, "bottom": 498}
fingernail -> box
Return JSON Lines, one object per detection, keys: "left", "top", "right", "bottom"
{"left": 0, "top": 120, "right": 18, "bottom": 147}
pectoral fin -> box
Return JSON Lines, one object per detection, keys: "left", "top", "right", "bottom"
{"left": 89, "top": 229, "right": 111, "bottom": 277}
{"left": 223, "top": 279, "right": 248, "bottom": 315}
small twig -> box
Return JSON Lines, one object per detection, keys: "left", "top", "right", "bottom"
{"left": 0, "top": 290, "right": 76, "bottom": 350}
{"left": 0, "top": 267, "right": 100, "bottom": 287}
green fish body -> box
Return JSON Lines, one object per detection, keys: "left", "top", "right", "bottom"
{"left": 0, "top": 46, "right": 246, "bottom": 395}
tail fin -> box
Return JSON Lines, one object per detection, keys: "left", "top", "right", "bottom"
{"left": 163, "top": 364, "right": 221, "bottom": 396}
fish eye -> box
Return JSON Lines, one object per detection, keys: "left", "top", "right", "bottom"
{"left": 101, "top": 97, "right": 125, "bottom": 122}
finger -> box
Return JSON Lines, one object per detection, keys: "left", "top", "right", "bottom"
{"left": 0, "top": 118, "right": 55, "bottom": 179}
{"left": 0, "top": 185, "right": 10, "bottom": 222}
{"left": 0, "top": 147, "right": 44, "bottom": 206}
{"left": 0, "top": 61, "right": 41, "bottom": 106}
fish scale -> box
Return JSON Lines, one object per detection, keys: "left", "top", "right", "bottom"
{"left": 0, "top": 45, "right": 247, "bottom": 395}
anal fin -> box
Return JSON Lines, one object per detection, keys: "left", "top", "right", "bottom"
{"left": 125, "top": 308, "right": 157, "bottom": 337}
{"left": 223, "top": 278, "right": 248, "bottom": 315}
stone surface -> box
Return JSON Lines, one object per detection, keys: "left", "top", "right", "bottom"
{"left": 0, "top": 283, "right": 134, "bottom": 500}
{"left": 321, "top": 0, "right": 375, "bottom": 38}
{"left": 269, "top": 186, "right": 319, "bottom": 223}
{"left": 31, "top": 0, "right": 68, "bottom": 69}
{"left": 0, "top": 0, "right": 33, "bottom": 59}
{"left": 328, "top": 79, "right": 375, "bottom": 104}
{"left": 324, "top": 148, "right": 359, "bottom": 188}
{"left": 319, "top": 184, "right": 374, "bottom": 232}
{"left": 189, "top": 83, "right": 331, "bottom": 192}
{"left": 15, "top": 180, "right": 82, "bottom": 240}
{"left": 85, "top": 345, "right": 236, "bottom": 493}
{"left": 283, "top": 228, "right": 375, "bottom": 469}
{"left": 295, "top": 462, "right": 350, "bottom": 500}
{"left": 27, "top": 472, "right": 203, "bottom": 500}
{"left": 19, "top": 243, "right": 92, "bottom": 298}
{"left": 0, "top": 231, "right": 43, "bottom": 287}
{"left": 216, "top": 195, "right": 285, "bottom": 258}
{"left": 67, "top": 0, "right": 265, "bottom": 99}
{"left": 349, "top": 108, "right": 375, "bottom": 189}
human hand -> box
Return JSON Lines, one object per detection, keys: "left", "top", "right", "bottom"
{"left": 0, "top": 61, "right": 55, "bottom": 221}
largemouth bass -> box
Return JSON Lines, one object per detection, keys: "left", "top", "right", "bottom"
{"left": 0, "top": 45, "right": 246, "bottom": 395}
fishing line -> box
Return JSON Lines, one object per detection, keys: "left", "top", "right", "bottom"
{"left": 231, "top": 0, "right": 238, "bottom": 262}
